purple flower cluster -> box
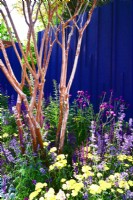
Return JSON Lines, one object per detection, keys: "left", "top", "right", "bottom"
{"left": 9, "top": 138, "right": 21, "bottom": 155}
{"left": 1, "top": 143, "right": 15, "bottom": 164}
{"left": 76, "top": 90, "right": 90, "bottom": 109}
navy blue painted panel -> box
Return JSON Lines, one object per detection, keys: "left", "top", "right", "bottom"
{"left": 97, "top": 4, "right": 113, "bottom": 93}
{"left": 0, "top": 43, "right": 21, "bottom": 99}
{"left": 85, "top": 9, "right": 99, "bottom": 107}
{"left": 113, "top": 0, "right": 133, "bottom": 115}
{"left": 37, "top": 0, "right": 133, "bottom": 118}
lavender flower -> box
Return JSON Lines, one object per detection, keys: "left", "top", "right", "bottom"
{"left": 39, "top": 168, "right": 46, "bottom": 174}
{"left": 83, "top": 192, "right": 89, "bottom": 199}
{"left": 9, "top": 138, "right": 21, "bottom": 155}
{"left": 68, "top": 133, "right": 76, "bottom": 146}
{"left": 125, "top": 190, "right": 133, "bottom": 199}
{"left": 32, "top": 180, "right": 37, "bottom": 185}
{"left": 121, "top": 134, "right": 133, "bottom": 154}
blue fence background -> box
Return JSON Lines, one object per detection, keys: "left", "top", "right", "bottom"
{"left": 0, "top": 43, "right": 21, "bottom": 99}
{"left": 38, "top": 0, "right": 133, "bottom": 118}
{"left": 0, "top": 0, "right": 133, "bottom": 118}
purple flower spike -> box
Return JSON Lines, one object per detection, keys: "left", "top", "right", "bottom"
{"left": 40, "top": 168, "right": 46, "bottom": 174}
{"left": 32, "top": 180, "right": 37, "bottom": 185}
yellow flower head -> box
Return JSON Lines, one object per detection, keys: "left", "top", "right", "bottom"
{"left": 39, "top": 197, "right": 45, "bottom": 200}
{"left": 35, "top": 182, "right": 47, "bottom": 190}
{"left": 29, "top": 189, "right": 41, "bottom": 200}
{"left": 118, "top": 180, "right": 129, "bottom": 190}
{"left": 127, "top": 155, "right": 133, "bottom": 162}
{"left": 114, "top": 173, "right": 120, "bottom": 178}
{"left": 74, "top": 182, "right": 84, "bottom": 192}
{"left": 61, "top": 178, "right": 66, "bottom": 183}
{"left": 71, "top": 190, "right": 78, "bottom": 197}
{"left": 75, "top": 174, "right": 84, "bottom": 181}
{"left": 103, "top": 165, "right": 109, "bottom": 171}
{"left": 43, "top": 142, "right": 49, "bottom": 147}
{"left": 56, "top": 154, "right": 66, "bottom": 160}
{"left": 128, "top": 180, "right": 133, "bottom": 186}
{"left": 88, "top": 153, "right": 93, "bottom": 159}
{"left": 97, "top": 173, "right": 103, "bottom": 178}
{"left": 82, "top": 165, "right": 92, "bottom": 173}
{"left": 117, "top": 188, "right": 124, "bottom": 194}
{"left": 83, "top": 171, "right": 94, "bottom": 178}
{"left": 49, "top": 164, "right": 55, "bottom": 171}
{"left": 117, "top": 154, "right": 127, "bottom": 161}
{"left": 3, "top": 133, "right": 9, "bottom": 138}
{"left": 62, "top": 184, "right": 67, "bottom": 190}
{"left": 50, "top": 147, "right": 57, "bottom": 153}
{"left": 99, "top": 180, "right": 112, "bottom": 190}
{"left": 89, "top": 184, "right": 102, "bottom": 195}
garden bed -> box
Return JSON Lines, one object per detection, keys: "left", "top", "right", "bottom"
{"left": 0, "top": 90, "right": 133, "bottom": 200}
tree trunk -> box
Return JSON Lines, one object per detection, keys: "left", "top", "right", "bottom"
{"left": 58, "top": 93, "right": 69, "bottom": 154}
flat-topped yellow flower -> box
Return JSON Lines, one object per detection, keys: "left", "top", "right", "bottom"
{"left": 49, "top": 165, "right": 54, "bottom": 171}
{"left": 97, "top": 173, "right": 103, "bottom": 178}
{"left": 88, "top": 153, "right": 93, "bottom": 159}
{"left": 56, "top": 154, "right": 66, "bottom": 160}
{"left": 118, "top": 180, "right": 129, "bottom": 190}
{"left": 29, "top": 189, "right": 41, "bottom": 200}
{"left": 35, "top": 182, "right": 47, "bottom": 190}
{"left": 124, "top": 164, "right": 129, "bottom": 167}
{"left": 117, "top": 154, "right": 127, "bottom": 161}
{"left": 66, "top": 179, "right": 76, "bottom": 190}
{"left": 89, "top": 184, "right": 102, "bottom": 194}
{"left": 49, "top": 147, "right": 57, "bottom": 153}
{"left": 43, "top": 142, "right": 49, "bottom": 147}
{"left": 108, "top": 175, "right": 115, "bottom": 181}
{"left": 127, "top": 155, "right": 133, "bottom": 162}
{"left": 61, "top": 178, "right": 66, "bottom": 183}
{"left": 114, "top": 173, "right": 120, "bottom": 178}
{"left": 99, "top": 180, "right": 112, "bottom": 190}
{"left": 74, "top": 182, "right": 84, "bottom": 192}
{"left": 3, "top": 133, "right": 9, "bottom": 138}
{"left": 83, "top": 171, "right": 94, "bottom": 178}
{"left": 82, "top": 165, "right": 92, "bottom": 173}
{"left": 75, "top": 174, "right": 84, "bottom": 181}
{"left": 128, "top": 180, "right": 133, "bottom": 186}
{"left": 39, "top": 197, "right": 45, "bottom": 200}
{"left": 103, "top": 164, "right": 109, "bottom": 171}
{"left": 71, "top": 190, "right": 78, "bottom": 197}
{"left": 49, "top": 155, "right": 67, "bottom": 171}
{"left": 117, "top": 189, "right": 124, "bottom": 193}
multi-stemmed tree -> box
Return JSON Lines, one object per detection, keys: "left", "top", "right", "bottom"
{"left": 0, "top": 0, "right": 98, "bottom": 154}
{"left": 0, "top": 0, "right": 60, "bottom": 154}
{"left": 55, "top": 0, "right": 97, "bottom": 153}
